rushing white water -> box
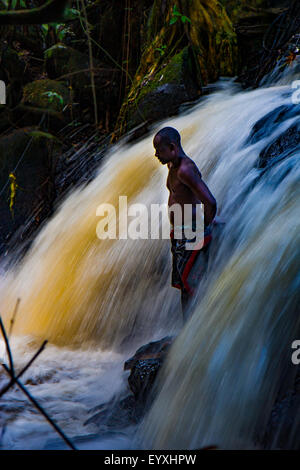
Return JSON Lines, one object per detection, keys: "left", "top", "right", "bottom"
{"left": 0, "top": 68, "right": 299, "bottom": 448}
{"left": 139, "top": 79, "right": 300, "bottom": 448}
{"left": 0, "top": 337, "right": 134, "bottom": 449}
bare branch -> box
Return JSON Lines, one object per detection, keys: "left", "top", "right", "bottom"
{"left": 2, "top": 363, "right": 76, "bottom": 450}
{"left": 0, "top": 340, "right": 47, "bottom": 398}
{"left": 0, "top": 317, "right": 15, "bottom": 378}
{"left": 0, "top": 0, "right": 72, "bottom": 25}
{"left": 0, "top": 308, "right": 75, "bottom": 450}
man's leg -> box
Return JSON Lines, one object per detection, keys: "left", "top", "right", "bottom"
{"left": 180, "top": 242, "right": 212, "bottom": 321}
{"left": 181, "top": 288, "right": 192, "bottom": 321}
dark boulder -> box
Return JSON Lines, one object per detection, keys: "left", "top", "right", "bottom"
{"left": 258, "top": 123, "right": 300, "bottom": 169}
{"left": 84, "top": 336, "right": 174, "bottom": 430}
{"left": 126, "top": 336, "right": 174, "bottom": 403}
{"left": 247, "top": 104, "right": 300, "bottom": 145}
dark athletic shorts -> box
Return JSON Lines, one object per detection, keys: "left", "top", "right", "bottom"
{"left": 170, "top": 224, "right": 212, "bottom": 296}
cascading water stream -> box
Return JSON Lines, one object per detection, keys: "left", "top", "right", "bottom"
{"left": 0, "top": 62, "right": 299, "bottom": 448}
{"left": 139, "top": 74, "right": 300, "bottom": 448}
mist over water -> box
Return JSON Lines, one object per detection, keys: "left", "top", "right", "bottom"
{"left": 0, "top": 66, "right": 299, "bottom": 448}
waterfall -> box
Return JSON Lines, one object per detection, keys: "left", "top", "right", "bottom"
{"left": 139, "top": 76, "right": 300, "bottom": 448}
{"left": 0, "top": 64, "right": 299, "bottom": 448}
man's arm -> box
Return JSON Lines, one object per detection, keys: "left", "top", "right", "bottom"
{"left": 177, "top": 162, "right": 217, "bottom": 225}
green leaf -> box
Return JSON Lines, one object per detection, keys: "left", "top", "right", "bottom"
{"left": 181, "top": 16, "right": 191, "bottom": 24}
{"left": 42, "top": 92, "right": 64, "bottom": 106}
{"left": 169, "top": 17, "right": 178, "bottom": 25}
{"left": 69, "top": 8, "right": 80, "bottom": 16}
{"left": 63, "top": 7, "right": 80, "bottom": 20}
{"left": 41, "top": 24, "right": 49, "bottom": 34}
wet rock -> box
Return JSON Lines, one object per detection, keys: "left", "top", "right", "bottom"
{"left": 246, "top": 99, "right": 300, "bottom": 171}
{"left": 126, "top": 335, "right": 174, "bottom": 403}
{"left": 124, "top": 336, "right": 174, "bottom": 371}
{"left": 247, "top": 104, "right": 300, "bottom": 145}
{"left": 84, "top": 394, "right": 142, "bottom": 429}
{"left": 127, "top": 358, "right": 166, "bottom": 404}
{"left": 258, "top": 123, "right": 300, "bottom": 169}
{"left": 85, "top": 336, "right": 174, "bottom": 430}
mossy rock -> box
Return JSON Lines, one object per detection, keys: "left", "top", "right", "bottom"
{"left": 44, "top": 43, "right": 110, "bottom": 95}
{"left": 115, "top": 0, "right": 238, "bottom": 138}
{"left": 22, "top": 79, "right": 71, "bottom": 113}
{"left": 44, "top": 42, "right": 120, "bottom": 126}
{"left": 44, "top": 44, "right": 92, "bottom": 89}
{"left": 125, "top": 47, "right": 200, "bottom": 130}
{"left": 26, "top": 130, "right": 62, "bottom": 146}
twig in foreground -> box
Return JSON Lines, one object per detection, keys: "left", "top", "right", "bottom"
{"left": 2, "top": 364, "right": 77, "bottom": 450}
{"left": 0, "top": 340, "right": 48, "bottom": 398}
{"left": 0, "top": 317, "right": 15, "bottom": 378}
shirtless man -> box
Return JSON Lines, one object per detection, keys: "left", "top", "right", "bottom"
{"left": 153, "top": 126, "right": 217, "bottom": 318}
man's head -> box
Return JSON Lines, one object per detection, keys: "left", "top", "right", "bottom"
{"left": 153, "top": 127, "right": 182, "bottom": 165}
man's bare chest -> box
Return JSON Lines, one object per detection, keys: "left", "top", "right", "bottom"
{"left": 167, "top": 168, "right": 187, "bottom": 194}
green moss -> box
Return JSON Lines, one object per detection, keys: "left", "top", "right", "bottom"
{"left": 44, "top": 43, "right": 68, "bottom": 60}
{"left": 115, "top": 0, "right": 239, "bottom": 138}
{"left": 136, "top": 49, "right": 186, "bottom": 103}
{"left": 23, "top": 79, "right": 71, "bottom": 112}
{"left": 27, "top": 130, "right": 62, "bottom": 145}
